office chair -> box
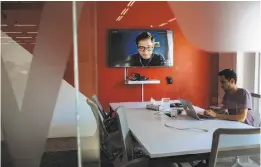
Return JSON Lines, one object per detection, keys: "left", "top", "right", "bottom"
{"left": 208, "top": 128, "right": 260, "bottom": 167}
{"left": 251, "top": 93, "right": 261, "bottom": 127}
{"left": 92, "top": 94, "right": 118, "bottom": 133}
{"left": 87, "top": 99, "right": 122, "bottom": 164}
{"left": 87, "top": 100, "right": 149, "bottom": 167}
{"left": 92, "top": 94, "right": 114, "bottom": 119}
{"left": 78, "top": 99, "right": 100, "bottom": 166}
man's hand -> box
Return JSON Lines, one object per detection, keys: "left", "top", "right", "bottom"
{"left": 204, "top": 110, "right": 217, "bottom": 117}
{"left": 204, "top": 108, "right": 248, "bottom": 122}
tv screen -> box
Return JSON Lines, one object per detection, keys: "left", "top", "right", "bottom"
{"left": 108, "top": 29, "right": 174, "bottom": 67}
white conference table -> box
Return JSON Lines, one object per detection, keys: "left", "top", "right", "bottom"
{"left": 109, "top": 101, "right": 260, "bottom": 160}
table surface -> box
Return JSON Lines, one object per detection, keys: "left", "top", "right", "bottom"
{"left": 110, "top": 101, "right": 260, "bottom": 158}
{"left": 110, "top": 100, "right": 204, "bottom": 112}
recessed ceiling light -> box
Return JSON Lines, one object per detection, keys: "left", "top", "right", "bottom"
{"left": 0, "top": 37, "right": 12, "bottom": 39}
{"left": 16, "top": 37, "right": 32, "bottom": 39}
{"left": 14, "top": 24, "right": 36, "bottom": 27}
{"left": 27, "top": 32, "right": 38, "bottom": 34}
{"left": 5, "top": 32, "right": 22, "bottom": 34}
{"left": 159, "top": 23, "right": 168, "bottom": 27}
{"left": 150, "top": 25, "right": 153, "bottom": 28}
{"left": 168, "top": 18, "right": 176, "bottom": 22}
{"left": 129, "top": 1, "right": 135, "bottom": 6}
{"left": 1, "top": 24, "right": 8, "bottom": 27}
{"left": 121, "top": 8, "right": 127, "bottom": 15}
{"left": 127, "top": 1, "right": 132, "bottom": 6}
{"left": 123, "top": 8, "right": 129, "bottom": 15}
{"left": 116, "top": 16, "right": 121, "bottom": 21}
{"left": 116, "top": 16, "right": 123, "bottom": 21}
{"left": 118, "top": 16, "right": 123, "bottom": 21}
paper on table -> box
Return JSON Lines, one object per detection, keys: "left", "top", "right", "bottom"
{"left": 164, "top": 121, "right": 209, "bottom": 132}
{"left": 150, "top": 97, "right": 156, "bottom": 105}
{"left": 161, "top": 98, "right": 171, "bottom": 111}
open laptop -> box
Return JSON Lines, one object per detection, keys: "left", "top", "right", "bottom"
{"left": 179, "top": 99, "right": 214, "bottom": 120}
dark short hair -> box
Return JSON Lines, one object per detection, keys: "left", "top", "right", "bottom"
{"left": 218, "top": 69, "right": 237, "bottom": 83}
{"left": 136, "top": 32, "right": 155, "bottom": 46}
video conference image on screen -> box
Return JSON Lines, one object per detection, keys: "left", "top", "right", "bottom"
{"left": 108, "top": 29, "right": 174, "bottom": 67}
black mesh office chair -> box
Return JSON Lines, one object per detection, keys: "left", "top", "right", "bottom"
{"left": 208, "top": 128, "right": 260, "bottom": 167}
{"left": 92, "top": 94, "right": 114, "bottom": 119}
{"left": 87, "top": 99, "right": 123, "bottom": 165}
{"left": 251, "top": 93, "right": 261, "bottom": 127}
{"left": 87, "top": 100, "right": 149, "bottom": 167}
{"left": 92, "top": 94, "right": 118, "bottom": 133}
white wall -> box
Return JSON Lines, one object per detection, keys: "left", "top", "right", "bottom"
{"left": 49, "top": 80, "right": 97, "bottom": 138}
{"left": 237, "top": 52, "right": 256, "bottom": 92}
{"left": 168, "top": 1, "right": 261, "bottom": 52}
{"left": 237, "top": 52, "right": 261, "bottom": 127}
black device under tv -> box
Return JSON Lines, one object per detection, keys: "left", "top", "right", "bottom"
{"left": 108, "top": 29, "right": 174, "bottom": 68}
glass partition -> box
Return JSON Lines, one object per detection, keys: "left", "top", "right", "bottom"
{"left": 1, "top": 1, "right": 98, "bottom": 167}
{"left": 3, "top": 1, "right": 259, "bottom": 167}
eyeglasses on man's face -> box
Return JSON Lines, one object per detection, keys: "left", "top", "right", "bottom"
{"left": 138, "top": 46, "right": 154, "bottom": 51}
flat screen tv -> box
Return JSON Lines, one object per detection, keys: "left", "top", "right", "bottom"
{"left": 108, "top": 29, "right": 174, "bottom": 67}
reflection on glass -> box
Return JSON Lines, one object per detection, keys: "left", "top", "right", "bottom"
{"left": 72, "top": 1, "right": 100, "bottom": 167}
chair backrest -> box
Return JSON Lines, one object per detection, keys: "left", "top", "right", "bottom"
{"left": 92, "top": 94, "right": 107, "bottom": 120}
{"left": 209, "top": 128, "right": 260, "bottom": 167}
{"left": 251, "top": 93, "right": 261, "bottom": 127}
{"left": 87, "top": 99, "right": 108, "bottom": 141}
{"left": 116, "top": 107, "right": 133, "bottom": 163}
{"left": 78, "top": 99, "right": 100, "bottom": 165}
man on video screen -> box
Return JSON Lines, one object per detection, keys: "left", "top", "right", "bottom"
{"left": 126, "top": 32, "right": 165, "bottom": 66}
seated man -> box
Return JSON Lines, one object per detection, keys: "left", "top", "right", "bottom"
{"left": 205, "top": 69, "right": 254, "bottom": 126}
{"left": 194, "top": 69, "right": 255, "bottom": 167}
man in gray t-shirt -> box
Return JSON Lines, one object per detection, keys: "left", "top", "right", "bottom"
{"left": 205, "top": 69, "right": 254, "bottom": 126}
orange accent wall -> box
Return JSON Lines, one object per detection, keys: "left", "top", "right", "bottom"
{"left": 96, "top": 1, "right": 216, "bottom": 110}
{"left": 63, "top": 1, "right": 219, "bottom": 111}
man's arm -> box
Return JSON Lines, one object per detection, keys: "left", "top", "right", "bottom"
{"left": 207, "top": 108, "right": 248, "bottom": 122}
